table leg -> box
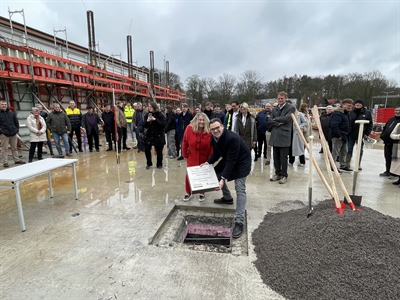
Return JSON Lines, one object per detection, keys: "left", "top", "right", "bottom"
{"left": 48, "top": 171, "right": 54, "bottom": 198}
{"left": 14, "top": 181, "right": 26, "bottom": 232}
{"left": 73, "top": 162, "right": 78, "bottom": 200}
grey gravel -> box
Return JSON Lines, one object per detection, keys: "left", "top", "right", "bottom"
{"left": 252, "top": 200, "right": 400, "bottom": 300}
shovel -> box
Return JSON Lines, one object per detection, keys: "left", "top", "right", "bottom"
{"left": 345, "top": 120, "right": 369, "bottom": 207}
{"left": 307, "top": 135, "right": 314, "bottom": 218}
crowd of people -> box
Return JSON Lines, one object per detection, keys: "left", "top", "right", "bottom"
{"left": 1, "top": 95, "right": 400, "bottom": 237}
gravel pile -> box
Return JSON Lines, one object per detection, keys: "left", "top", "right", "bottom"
{"left": 252, "top": 200, "right": 400, "bottom": 300}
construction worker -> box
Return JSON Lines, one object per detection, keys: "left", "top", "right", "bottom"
{"left": 65, "top": 100, "right": 83, "bottom": 152}
{"left": 124, "top": 102, "right": 136, "bottom": 141}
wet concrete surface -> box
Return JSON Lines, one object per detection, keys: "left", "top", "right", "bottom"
{"left": 0, "top": 137, "right": 398, "bottom": 299}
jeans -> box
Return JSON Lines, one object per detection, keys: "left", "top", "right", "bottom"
{"left": 347, "top": 136, "right": 364, "bottom": 157}
{"left": 331, "top": 137, "right": 347, "bottom": 168}
{"left": 127, "top": 122, "right": 135, "bottom": 139}
{"left": 166, "top": 129, "right": 176, "bottom": 157}
{"left": 218, "top": 174, "right": 247, "bottom": 224}
{"left": 52, "top": 132, "right": 70, "bottom": 155}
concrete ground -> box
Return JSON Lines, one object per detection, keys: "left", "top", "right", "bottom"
{"left": 0, "top": 138, "right": 398, "bottom": 300}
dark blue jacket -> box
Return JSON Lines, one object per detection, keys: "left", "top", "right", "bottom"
{"left": 207, "top": 129, "right": 251, "bottom": 181}
{"left": 135, "top": 109, "right": 144, "bottom": 127}
{"left": 255, "top": 110, "right": 271, "bottom": 133}
{"left": 215, "top": 111, "right": 225, "bottom": 124}
{"left": 329, "top": 108, "right": 350, "bottom": 141}
{"left": 0, "top": 108, "right": 19, "bottom": 137}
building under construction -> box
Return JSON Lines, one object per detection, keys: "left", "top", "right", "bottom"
{"left": 0, "top": 10, "right": 185, "bottom": 139}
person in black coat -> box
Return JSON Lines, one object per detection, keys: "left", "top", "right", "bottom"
{"left": 329, "top": 99, "right": 353, "bottom": 172}
{"left": 380, "top": 105, "right": 400, "bottom": 176}
{"left": 346, "top": 99, "right": 373, "bottom": 170}
{"left": 177, "top": 103, "right": 193, "bottom": 160}
{"left": 204, "top": 118, "right": 251, "bottom": 239}
{"left": 319, "top": 105, "right": 333, "bottom": 153}
{"left": 101, "top": 104, "right": 115, "bottom": 151}
{"left": 143, "top": 101, "right": 166, "bottom": 169}
{"left": 0, "top": 100, "right": 26, "bottom": 167}
{"left": 81, "top": 106, "right": 102, "bottom": 152}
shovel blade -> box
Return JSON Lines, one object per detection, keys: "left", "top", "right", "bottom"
{"left": 344, "top": 195, "right": 362, "bottom": 207}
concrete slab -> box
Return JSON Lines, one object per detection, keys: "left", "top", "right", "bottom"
{"left": 0, "top": 138, "right": 398, "bottom": 299}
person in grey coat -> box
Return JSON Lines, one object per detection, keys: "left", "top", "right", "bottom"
{"left": 269, "top": 91, "right": 296, "bottom": 184}
{"left": 289, "top": 109, "right": 308, "bottom": 166}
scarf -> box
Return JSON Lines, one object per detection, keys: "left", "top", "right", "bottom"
{"left": 35, "top": 115, "right": 42, "bottom": 130}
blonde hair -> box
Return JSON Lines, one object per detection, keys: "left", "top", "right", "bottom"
{"left": 240, "top": 102, "right": 249, "bottom": 110}
{"left": 191, "top": 112, "right": 210, "bottom": 133}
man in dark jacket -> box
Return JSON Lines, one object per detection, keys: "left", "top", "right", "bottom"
{"left": 46, "top": 103, "right": 72, "bottom": 157}
{"left": 203, "top": 102, "right": 216, "bottom": 120}
{"left": 177, "top": 103, "right": 193, "bottom": 160}
{"left": 319, "top": 105, "right": 333, "bottom": 153}
{"left": 329, "top": 98, "right": 354, "bottom": 172}
{"left": 269, "top": 92, "right": 296, "bottom": 184}
{"left": 0, "top": 100, "right": 26, "bottom": 167}
{"left": 379, "top": 105, "right": 400, "bottom": 176}
{"left": 347, "top": 99, "right": 373, "bottom": 170}
{"left": 214, "top": 103, "right": 225, "bottom": 124}
{"left": 81, "top": 106, "right": 102, "bottom": 152}
{"left": 65, "top": 100, "right": 83, "bottom": 152}
{"left": 255, "top": 103, "right": 272, "bottom": 162}
{"left": 101, "top": 104, "right": 115, "bottom": 151}
{"left": 205, "top": 118, "right": 251, "bottom": 239}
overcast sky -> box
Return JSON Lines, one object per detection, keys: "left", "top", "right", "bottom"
{"left": 1, "top": 0, "right": 399, "bottom": 86}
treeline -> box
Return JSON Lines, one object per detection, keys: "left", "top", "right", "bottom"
{"left": 183, "top": 70, "right": 400, "bottom": 108}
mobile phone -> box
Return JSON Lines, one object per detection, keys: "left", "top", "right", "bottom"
{"left": 148, "top": 113, "right": 152, "bottom": 117}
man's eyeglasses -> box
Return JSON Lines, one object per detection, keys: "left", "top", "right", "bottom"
{"left": 210, "top": 126, "right": 220, "bottom": 132}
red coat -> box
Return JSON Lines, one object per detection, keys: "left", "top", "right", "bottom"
{"left": 182, "top": 125, "right": 213, "bottom": 167}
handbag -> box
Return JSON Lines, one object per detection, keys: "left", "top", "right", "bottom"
{"left": 138, "top": 127, "right": 148, "bottom": 144}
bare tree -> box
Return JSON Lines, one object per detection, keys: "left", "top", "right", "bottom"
{"left": 217, "top": 73, "right": 236, "bottom": 105}
{"left": 236, "top": 70, "right": 263, "bottom": 104}
{"left": 185, "top": 75, "right": 205, "bottom": 105}
{"left": 203, "top": 77, "right": 220, "bottom": 101}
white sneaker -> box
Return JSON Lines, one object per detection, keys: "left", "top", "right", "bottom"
{"left": 183, "top": 194, "right": 192, "bottom": 202}
{"left": 300, "top": 164, "right": 305, "bottom": 167}
{"left": 199, "top": 194, "right": 205, "bottom": 202}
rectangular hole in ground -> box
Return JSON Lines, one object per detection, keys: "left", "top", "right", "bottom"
{"left": 183, "top": 223, "right": 231, "bottom": 246}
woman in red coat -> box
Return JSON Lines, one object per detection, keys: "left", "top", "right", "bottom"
{"left": 182, "top": 112, "right": 213, "bottom": 202}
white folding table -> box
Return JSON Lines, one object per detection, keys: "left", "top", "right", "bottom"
{"left": 0, "top": 158, "right": 78, "bottom": 231}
